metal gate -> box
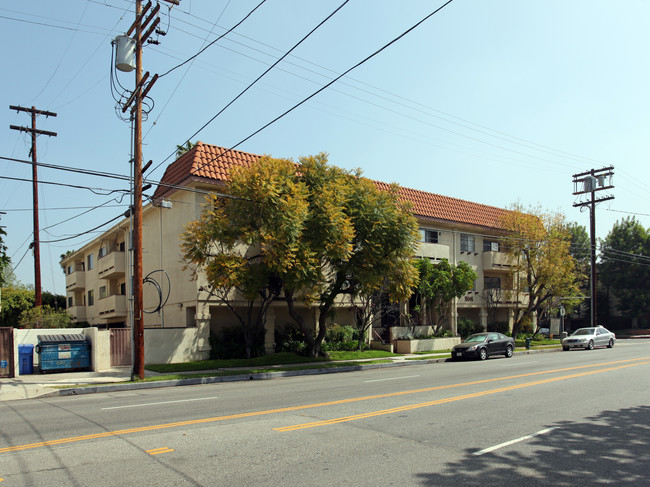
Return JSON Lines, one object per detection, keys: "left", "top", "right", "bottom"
{"left": 0, "top": 327, "right": 15, "bottom": 378}
{"left": 110, "top": 328, "right": 132, "bottom": 366}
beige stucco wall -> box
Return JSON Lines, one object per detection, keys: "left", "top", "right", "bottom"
{"left": 144, "top": 322, "right": 210, "bottom": 364}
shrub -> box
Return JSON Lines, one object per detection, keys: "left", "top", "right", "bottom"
{"left": 457, "top": 318, "right": 483, "bottom": 339}
{"left": 274, "top": 325, "right": 307, "bottom": 354}
{"left": 210, "top": 326, "right": 265, "bottom": 360}
{"left": 487, "top": 321, "right": 510, "bottom": 334}
{"left": 323, "top": 324, "right": 366, "bottom": 351}
{"left": 18, "top": 305, "right": 72, "bottom": 329}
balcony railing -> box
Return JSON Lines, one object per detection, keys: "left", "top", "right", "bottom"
{"left": 98, "top": 293, "right": 127, "bottom": 318}
{"left": 98, "top": 251, "right": 126, "bottom": 279}
{"left": 482, "top": 251, "right": 514, "bottom": 271}
{"left": 415, "top": 242, "right": 450, "bottom": 261}
{"left": 65, "top": 270, "right": 86, "bottom": 292}
{"left": 67, "top": 306, "right": 86, "bottom": 322}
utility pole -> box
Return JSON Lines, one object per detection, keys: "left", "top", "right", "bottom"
{"left": 119, "top": 0, "right": 178, "bottom": 380}
{"left": 9, "top": 106, "right": 57, "bottom": 307}
{"left": 572, "top": 166, "right": 614, "bottom": 328}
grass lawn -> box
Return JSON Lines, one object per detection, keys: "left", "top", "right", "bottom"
{"left": 146, "top": 350, "right": 399, "bottom": 374}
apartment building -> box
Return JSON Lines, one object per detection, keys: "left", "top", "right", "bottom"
{"left": 61, "top": 142, "right": 523, "bottom": 351}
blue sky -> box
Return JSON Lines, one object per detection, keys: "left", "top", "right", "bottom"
{"left": 2, "top": 0, "right": 649, "bottom": 294}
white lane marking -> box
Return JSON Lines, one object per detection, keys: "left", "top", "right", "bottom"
{"left": 473, "top": 427, "right": 557, "bottom": 456}
{"left": 500, "top": 361, "right": 538, "bottom": 367}
{"left": 101, "top": 396, "right": 219, "bottom": 410}
{"left": 364, "top": 375, "right": 420, "bottom": 383}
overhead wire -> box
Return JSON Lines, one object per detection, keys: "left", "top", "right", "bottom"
{"left": 174, "top": 0, "right": 456, "bottom": 179}
{"left": 165, "top": 3, "right": 608, "bottom": 172}
{"left": 144, "top": 0, "right": 233, "bottom": 141}
{"left": 158, "top": 0, "right": 267, "bottom": 78}
{"left": 150, "top": 0, "right": 352, "bottom": 175}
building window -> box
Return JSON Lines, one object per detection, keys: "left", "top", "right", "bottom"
{"left": 460, "top": 234, "right": 475, "bottom": 252}
{"left": 87, "top": 289, "right": 94, "bottom": 306}
{"left": 483, "top": 240, "right": 500, "bottom": 252}
{"left": 484, "top": 277, "right": 501, "bottom": 289}
{"left": 98, "top": 246, "right": 107, "bottom": 258}
{"left": 87, "top": 253, "right": 94, "bottom": 270}
{"left": 420, "top": 229, "right": 439, "bottom": 244}
{"left": 119, "top": 241, "right": 125, "bottom": 252}
{"left": 67, "top": 265, "right": 73, "bottom": 275}
{"left": 68, "top": 296, "right": 73, "bottom": 307}
{"left": 120, "top": 282, "right": 126, "bottom": 295}
{"left": 99, "top": 286, "right": 107, "bottom": 299}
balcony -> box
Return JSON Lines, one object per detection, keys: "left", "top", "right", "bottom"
{"left": 415, "top": 242, "right": 450, "bottom": 261}
{"left": 482, "top": 251, "right": 514, "bottom": 271}
{"left": 65, "top": 268, "right": 86, "bottom": 292}
{"left": 98, "top": 251, "right": 126, "bottom": 280}
{"left": 98, "top": 294, "right": 127, "bottom": 319}
{"left": 67, "top": 306, "right": 86, "bottom": 322}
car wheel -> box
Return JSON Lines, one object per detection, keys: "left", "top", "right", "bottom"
{"left": 479, "top": 348, "right": 488, "bottom": 360}
{"left": 563, "top": 347, "right": 569, "bottom": 351}
{"left": 607, "top": 339, "right": 614, "bottom": 348}
{"left": 586, "top": 340, "right": 594, "bottom": 350}
{"left": 505, "top": 345, "right": 513, "bottom": 358}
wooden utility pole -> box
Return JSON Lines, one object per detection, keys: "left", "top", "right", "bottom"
{"left": 572, "top": 167, "right": 614, "bottom": 327}
{"left": 122, "top": 0, "right": 178, "bottom": 380}
{"left": 9, "top": 105, "right": 57, "bottom": 307}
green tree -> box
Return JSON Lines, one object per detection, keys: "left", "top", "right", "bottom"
{"left": 0, "top": 287, "right": 34, "bottom": 326}
{"left": 0, "top": 226, "right": 10, "bottom": 287}
{"left": 413, "top": 258, "right": 477, "bottom": 332}
{"left": 183, "top": 154, "right": 420, "bottom": 358}
{"left": 183, "top": 155, "right": 309, "bottom": 357}
{"left": 175, "top": 141, "right": 197, "bottom": 158}
{"left": 19, "top": 305, "right": 72, "bottom": 329}
{"left": 599, "top": 217, "right": 650, "bottom": 321}
{"left": 502, "top": 205, "right": 582, "bottom": 339}
{"left": 282, "top": 155, "right": 419, "bottom": 357}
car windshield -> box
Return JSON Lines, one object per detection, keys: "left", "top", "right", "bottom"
{"left": 572, "top": 328, "right": 595, "bottom": 336}
{"left": 466, "top": 334, "right": 487, "bottom": 343}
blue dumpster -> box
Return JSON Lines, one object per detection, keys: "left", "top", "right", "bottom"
{"left": 18, "top": 344, "right": 34, "bottom": 375}
{"left": 36, "top": 334, "right": 90, "bottom": 373}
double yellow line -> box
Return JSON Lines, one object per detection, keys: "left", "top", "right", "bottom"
{"left": 275, "top": 359, "right": 649, "bottom": 431}
{"left": 1, "top": 357, "right": 647, "bottom": 454}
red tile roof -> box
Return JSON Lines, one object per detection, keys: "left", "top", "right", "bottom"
{"left": 154, "top": 142, "right": 508, "bottom": 230}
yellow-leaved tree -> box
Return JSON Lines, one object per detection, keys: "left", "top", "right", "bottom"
{"left": 502, "top": 204, "right": 583, "bottom": 339}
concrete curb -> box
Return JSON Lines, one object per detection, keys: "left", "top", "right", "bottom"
{"left": 38, "top": 348, "right": 555, "bottom": 399}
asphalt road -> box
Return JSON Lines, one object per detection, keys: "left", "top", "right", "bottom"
{"left": 2, "top": 340, "right": 649, "bottom": 486}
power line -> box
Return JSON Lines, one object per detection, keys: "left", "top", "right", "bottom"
{"left": 0, "top": 175, "right": 128, "bottom": 196}
{"left": 39, "top": 213, "right": 124, "bottom": 244}
{"left": 159, "top": 0, "right": 267, "bottom": 78}
{"left": 1, "top": 204, "right": 127, "bottom": 212}
{"left": 155, "top": 0, "right": 456, "bottom": 179}
{"left": 164, "top": 3, "right": 606, "bottom": 173}
{"left": 151, "top": 0, "right": 351, "bottom": 175}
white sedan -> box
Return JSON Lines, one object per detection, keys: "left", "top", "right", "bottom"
{"left": 562, "top": 326, "right": 616, "bottom": 351}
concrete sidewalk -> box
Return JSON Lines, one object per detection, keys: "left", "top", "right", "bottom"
{"left": 0, "top": 367, "right": 135, "bottom": 401}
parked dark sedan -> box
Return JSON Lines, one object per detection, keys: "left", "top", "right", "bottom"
{"left": 451, "top": 332, "right": 515, "bottom": 361}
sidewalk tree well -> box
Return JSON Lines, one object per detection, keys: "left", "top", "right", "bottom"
{"left": 599, "top": 217, "right": 650, "bottom": 321}
{"left": 501, "top": 205, "right": 582, "bottom": 339}
{"left": 182, "top": 154, "right": 420, "bottom": 357}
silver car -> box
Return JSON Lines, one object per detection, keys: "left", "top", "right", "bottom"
{"left": 562, "top": 326, "right": 616, "bottom": 351}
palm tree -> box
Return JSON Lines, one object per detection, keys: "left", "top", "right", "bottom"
{"left": 175, "top": 141, "right": 197, "bottom": 158}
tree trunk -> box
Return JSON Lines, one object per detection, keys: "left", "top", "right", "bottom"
{"left": 284, "top": 290, "right": 316, "bottom": 356}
